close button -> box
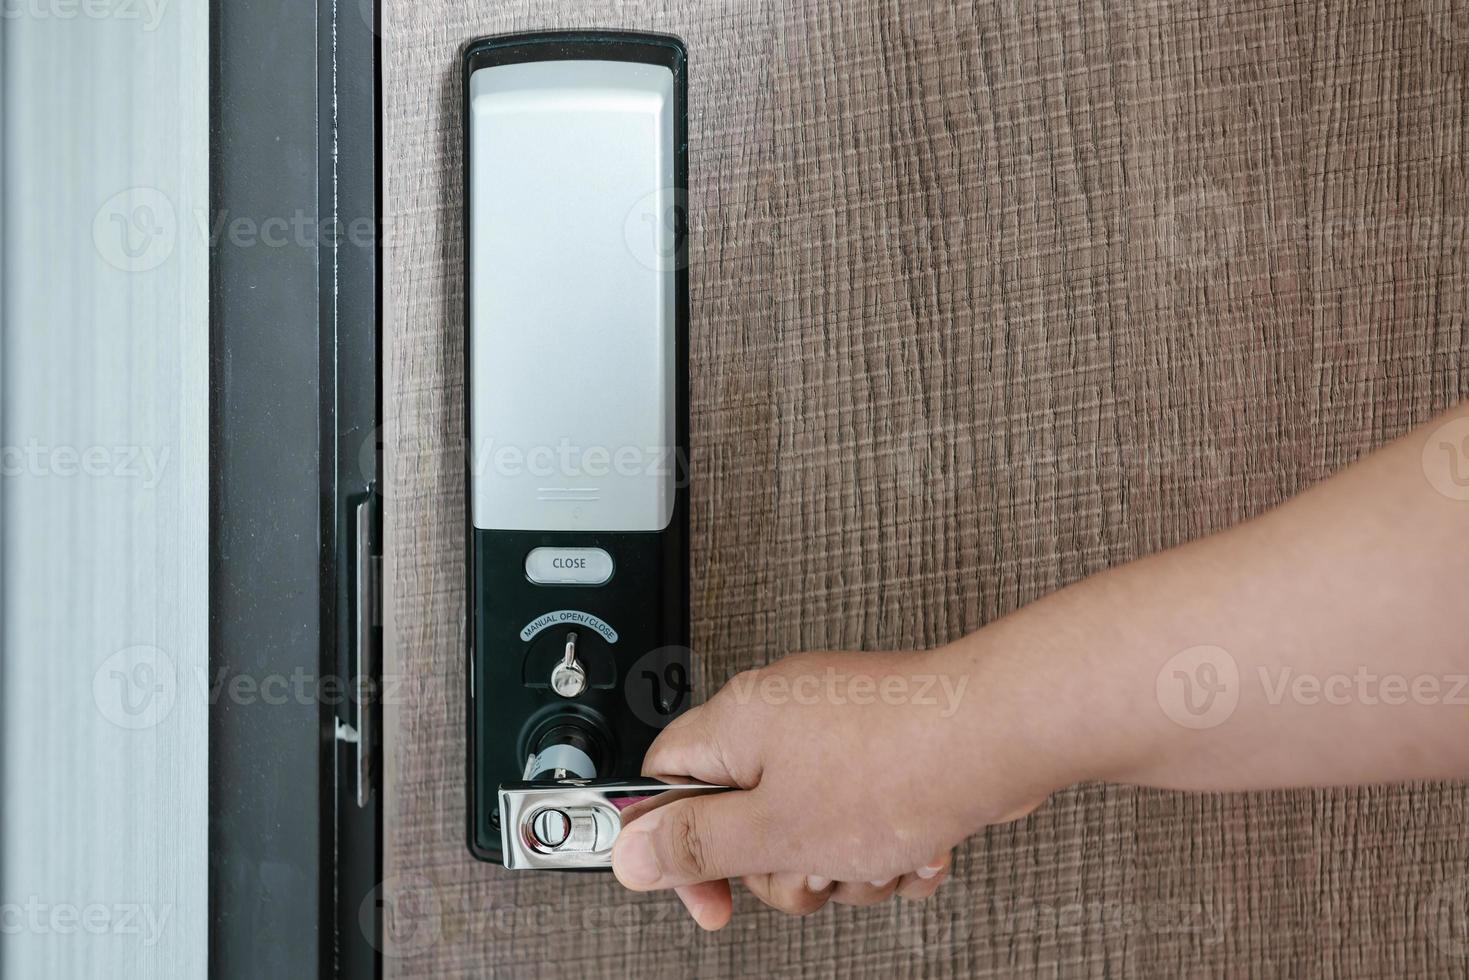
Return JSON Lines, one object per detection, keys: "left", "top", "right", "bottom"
{"left": 524, "top": 547, "right": 614, "bottom": 586}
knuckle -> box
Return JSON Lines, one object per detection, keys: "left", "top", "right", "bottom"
{"left": 641, "top": 725, "right": 689, "bottom": 772}
{"left": 654, "top": 709, "right": 695, "bottom": 738}
{"left": 719, "top": 668, "right": 764, "bottom": 702}
{"left": 667, "top": 806, "right": 710, "bottom": 878}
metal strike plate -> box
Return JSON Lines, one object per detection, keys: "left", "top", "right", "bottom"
{"left": 498, "top": 779, "right": 728, "bottom": 871}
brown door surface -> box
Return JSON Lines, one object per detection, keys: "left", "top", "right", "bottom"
{"left": 382, "top": 1, "right": 1469, "bottom": 976}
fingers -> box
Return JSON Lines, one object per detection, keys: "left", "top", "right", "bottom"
{"left": 641, "top": 703, "right": 741, "bottom": 787}
{"left": 804, "top": 856, "right": 947, "bottom": 908}
{"left": 673, "top": 880, "right": 732, "bottom": 931}
{"left": 895, "top": 853, "right": 951, "bottom": 901}
{"left": 830, "top": 878, "right": 899, "bottom": 907}
{"left": 642, "top": 669, "right": 768, "bottom": 787}
{"left": 740, "top": 872, "right": 834, "bottom": 916}
{"left": 748, "top": 853, "right": 950, "bottom": 916}
{"left": 662, "top": 852, "right": 952, "bottom": 926}
{"left": 730, "top": 865, "right": 948, "bottom": 921}
{"left": 612, "top": 791, "right": 775, "bottom": 890}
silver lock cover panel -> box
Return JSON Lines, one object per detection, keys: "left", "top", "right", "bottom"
{"left": 468, "top": 59, "right": 677, "bottom": 534}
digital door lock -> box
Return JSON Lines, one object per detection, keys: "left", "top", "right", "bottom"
{"left": 463, "top": 30, "right": 693, "bottom": 868}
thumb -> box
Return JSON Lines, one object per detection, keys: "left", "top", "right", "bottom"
{"left": 611, "top": 791, "right": 775, "bottom": 890}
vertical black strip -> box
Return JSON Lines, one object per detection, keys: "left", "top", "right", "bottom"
{"left": 209, "top": 0, "right": 328, "bottom": 977}
{"left": 329, "top": 0, "right": 384, "bottom": 974}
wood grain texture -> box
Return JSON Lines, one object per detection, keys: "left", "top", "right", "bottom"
{"left": 382, "top": 1, "right": 1469, "bottom": 976}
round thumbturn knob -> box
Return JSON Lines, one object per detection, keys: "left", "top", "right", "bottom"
{"left": 530, "top": 808, "right": 572, "bottom": 848}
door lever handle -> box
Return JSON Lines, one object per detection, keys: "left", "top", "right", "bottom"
{"left": 498, "top": 778, "right": 730, "bottom": 870}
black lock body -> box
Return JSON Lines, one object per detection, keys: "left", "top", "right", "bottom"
{"left": 462, "top": 31, "right": 691, "bottom": 864}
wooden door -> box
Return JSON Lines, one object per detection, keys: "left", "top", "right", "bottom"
{"left": 383, "top": 2, "right": 1469, "bottom": 975}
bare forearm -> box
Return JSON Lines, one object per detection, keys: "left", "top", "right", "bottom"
{"left": 944, "top": 404, "right": 1469, "bottom": 806}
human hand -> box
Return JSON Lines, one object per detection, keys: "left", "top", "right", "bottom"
{"left": 610, "top": 647, "right": 1055, "bottom": 929}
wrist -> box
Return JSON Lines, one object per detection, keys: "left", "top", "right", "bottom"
{"left": 927, "top": 600, "right": 1163, "bottom": 825}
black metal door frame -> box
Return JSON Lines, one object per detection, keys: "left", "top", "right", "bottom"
{"left": 209, "top": 0, "right": 382, "bottom": 976}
